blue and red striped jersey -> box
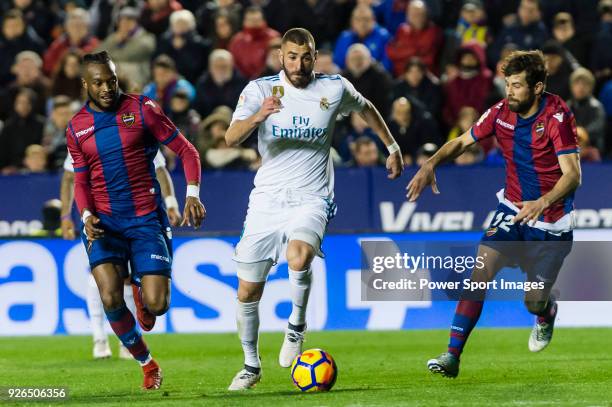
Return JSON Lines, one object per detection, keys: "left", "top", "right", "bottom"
{"left": 66, "top": 93, "right": 200, "bottom": 218}
{"left": 471, "top": 93, "right": 579, "bottom": 223}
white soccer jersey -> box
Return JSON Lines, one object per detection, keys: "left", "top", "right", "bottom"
{"left": 63, "top": 150, "right": 167, "bottom": 172}
{"left": 232, "top": 70, "right": 367, "bottom": 197}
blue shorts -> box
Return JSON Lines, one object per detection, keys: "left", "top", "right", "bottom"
{"left": 481, "top": 203, "right": 573, "bottom": 284}
{"left": 81, "top": 207, "right": 172, "bottom": 285}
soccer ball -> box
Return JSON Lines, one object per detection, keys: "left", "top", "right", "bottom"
{"left": 290, "top": 348, "right": 337, "bottom": 392}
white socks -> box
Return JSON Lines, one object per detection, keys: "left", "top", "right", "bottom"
{"left": 86, "top": 274, "right": 107, "bottom": 343}
{"left": 236, "top": 300, "right": 260, "bottom": 368}
{"left": 288, "top": 268, "right": 312, "bottom": 327}
{"left": 123, "top": 283, "right": 136, "bottom": 318}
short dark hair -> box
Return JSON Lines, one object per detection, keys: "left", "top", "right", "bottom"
{"left": 83, "top": 51, "right": 112, "bottom": 67}
{"left": 282, "top": 28, "right": 316, "bottom": 50}
{"left": 405, "top": 57, "right": 426, "bottom": 74}
{"left": 501, "top": 50, "right": 547, "bottom": 88}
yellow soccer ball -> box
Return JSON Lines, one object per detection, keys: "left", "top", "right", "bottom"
{"left": 290, "top": 348, "right": 337, "bottom": 392}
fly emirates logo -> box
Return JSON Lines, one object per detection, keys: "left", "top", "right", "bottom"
{"left": 272, "top": 115, "right": 327, "bottom": 140}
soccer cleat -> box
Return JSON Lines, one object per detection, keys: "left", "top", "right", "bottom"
{"left": 131, "top": 284, "right": 156, "bottom": 331}
{"left": 142, "top": 359, "right": 162, "bottom": 390}
{"left": 279, "top": 327, "right": 305, "bottom": 368}
{"left": 93, "top": 340, "right": 112, "bottom": 359}
{"left": 529, "top": 302, "right": 558, "bottom": 352}
{"left": 118, "top": 343, "right": 133, "bottom": 360}
{"left": 427, "top": 352, "right": 460, "bottom": 378}
{"left": 228, "top": 368, "right": 262, "bottom": 391}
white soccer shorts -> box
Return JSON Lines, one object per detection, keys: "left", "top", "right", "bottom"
{"left": 233, "top": 188, "right": 336, "bottom": 267}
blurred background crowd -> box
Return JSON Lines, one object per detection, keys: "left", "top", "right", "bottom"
{"left": 0, "top": 0, "right": 610, "bottom": 176}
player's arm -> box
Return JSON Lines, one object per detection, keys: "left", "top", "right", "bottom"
{"left": 60, "top": 168, "right": 76, "bottom": 239}
{"left": 225, "top": 96, "right": 280, "bottom": 147}
{"left": 406, "top": 130, "right": 476, "bottom": 201}
{"left": 358, "top": 100, "right": 403, "bottom": 179}
{"left": 65, "top": 128, "right": 104, "bottom": 241}
{"left": 142, "top": 97, "right": 205, "bottom": 228}
{"left": 513, "top": 153, "right": 581, "bottom": 225}
{"left": 155, "top": 164, "right": 181, "bottom": 226}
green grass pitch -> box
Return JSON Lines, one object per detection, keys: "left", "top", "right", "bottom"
{"left": 1, "top": 328, "right": 611, "bottom": 406}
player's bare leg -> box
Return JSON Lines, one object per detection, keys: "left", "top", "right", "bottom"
{"left": 279, "top": 239, "right": 315, "bottom": 367}
{"left": 428, "top": 245, "right": 506, "bottom": 378}
{"left": 229, "top": 275, "right": 266, "bottom": 391}
{"left": 92, "top": 263, "right": 161, "bottom": 390}
{"left": 132, "top": 275, "right": 170, "bottom": 331}
{"left": 525, "top": 282, "right": 558, "bottom": 352}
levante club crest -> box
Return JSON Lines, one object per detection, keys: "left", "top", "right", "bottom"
{"left": 121, "top": 112, "right": 135, "bottom": 127}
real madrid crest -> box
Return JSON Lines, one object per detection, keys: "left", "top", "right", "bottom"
{"left": 121, "top": 112, "right": 135, "bottom": 127}
{"left": 320, "top": 97, "right": 330, "bottom": 111}
{"left": 272, "top": 85, "right": 284, "bottom": 98}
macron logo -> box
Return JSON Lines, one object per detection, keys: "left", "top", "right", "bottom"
{"left": 150, "top": 254, "right": 170, "bottom": 263}
{"left": 553, "top": 113, "right": 564, "bottom": 123}
{"left": 496, "top": 118, "right": 515, "bottom": 130}
{"left": 145, "top": 100, "right": 156, "bottom": 108}
{"left": 75, "top": 125, "right": 94, "bottom": 138}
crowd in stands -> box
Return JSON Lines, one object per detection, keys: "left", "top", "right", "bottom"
{"left": 0, "top": 0, "right": 610, "bottom": 176}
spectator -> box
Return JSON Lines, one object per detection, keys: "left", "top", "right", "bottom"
{"left": 491, "top": 43, "right": 518, "bottom": 98}
{"left": 228, "top": 6, "right": 280, "bottom": 80}
{"left": 260, "top": 38, "right": 282, "bottom": 77}
{"left": 591, "top": 0, "right": 612, "bottom": 84}
{"left": 154, "top": 9, "right": 210, "bottom": 84}
{"left": 0, "top": 50, "right": 49, "bottom": 121}
{"left": 210, "top": 9, "right": 239, "bottom": 50}
{"left": 386, "top": 0, "right": 443, "bottom": 77}
{"left": 314, "top": 49, "right": 340, "bottom": 75}
{"left": 194, "top": 49, "right": 247, "bottom": 118}
{"left": 551, "top": 12, "right": 590, "bottom": 68}
{"left": 455, "top": 143, "right": 484, "bottom": 165}
{"left": 1, "top": 0, "right": 58, "bottom": 42}
{"left": 388, "top": 96, "right": 440, "bottom": 165}
{"left": 0, "top": 9, "right": 45, "bottom": 85}
{"left": 282, "top": 0, "right": 340, "bottom": 48}
{"left": 42, "top": 95, "right": 75, "bottom": 170}
{"left": 442, "top": 42, "right": 492, "bottom": 128}
{"left": 195, "top": 0, "right": 242, "bottom": 39}
{"left": 198, "top": 106, "right": 259, "bottom": 170}
{"left": 391, "top": 57, "right": 442, "bottom": 119}
{"left": 140, "top": 0, "right": 182, "bottom": 37}
{"left": 88, "top": 0, "right": 142, "bottom": 40}
{"left": 374, "top": 0, "right": 409, "bottom": 35}
{"left": 542, "top": 40, "right": 578, "bottom": 101}
{"left": 96, "top": 7, "right": 156, "bottom": 89}
{"left": 488, "top": 0, "right": 548, "bottom": 69}
{"left": 334, "top": 112, "right": 380, "bottom": 162}
{"left": 50, "top": 51, "right": 83, "bottom": 101}
{"left": 333, "top": 5, "right": 392, "bottom": 72}
{"left": 567, "top": 67, "right": 607, "bottom": 152}
{"left": 577, "top": 125, "right": 602, "bottom": 162}
{"left": 22, "top": 143, "right": 47, "bottom": 173}
{"left": 0, "top": 88, "right": 45, "bottom": 174}
{"left": 167, "top": 88, "right": 200, "bottom": 143}
{"left": 415, "top": 142, "right": 438, "bottom": 166}
{"left": 456, "top": 0, "right": 490, "bottom": 48}
{"left": 142, "top": 54, "right": 196, "bottom": 113}
{"left": 42, "top": 8, "right": 99, "bottom": 77}
{"left": 447, "top": 106, "right": 479, "bottom": 142}
{"left": 349, "top": 136, "right": 384, "bottom": 167}
{"left": 342, "top": 43, "right": 393, "bottom": 119}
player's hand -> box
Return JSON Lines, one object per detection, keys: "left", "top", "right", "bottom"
{"left": 167, "top": 207, "right": 182, "bottom": 227}
{"left": 181, "top": 196, "right": 206, "bottom": 229}
{"left": 512, "top": 198, "right": 550, "bottom": 226}
{"left": 386, "top": 152, "right": 404, "bottom": 179}
{"left": 84, "top": 215, "right": 104, "bottom": 241}
{"left": 405, "top": 162, "right": 440, "bottom": 201}
{"left": 254, "top": 96, "right": 282, "bottom": 123}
